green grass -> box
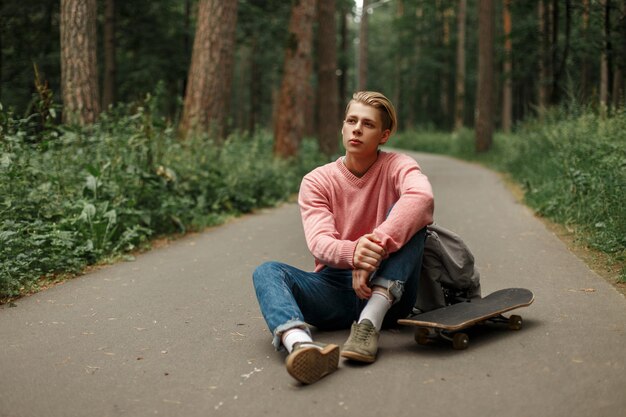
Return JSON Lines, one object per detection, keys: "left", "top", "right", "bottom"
{"left": 394, "top": 108, "right": 626, "bottom": 283}
{"left": 0, "top": 96, "right": 327, "bottom": 299}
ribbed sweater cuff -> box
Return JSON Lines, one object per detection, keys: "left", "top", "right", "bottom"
{"left": 341, "top": 240, "right": 359, "bottom": 269}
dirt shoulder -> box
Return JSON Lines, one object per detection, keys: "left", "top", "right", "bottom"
{"left": 500, "top": 173, "right": 625, "bottom": 298}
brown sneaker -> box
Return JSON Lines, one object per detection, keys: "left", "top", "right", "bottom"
{"left": 285, "top": 342, "right": 340, "bottom": 384}
{"left": 340, "top": 319, "right": 379, "bottom": 363}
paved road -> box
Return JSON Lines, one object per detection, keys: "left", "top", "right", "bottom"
{"left": 1, "top": 152, "right": 625, "bottom": 417}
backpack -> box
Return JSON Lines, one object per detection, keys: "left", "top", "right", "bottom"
{"left": 413, "top": 224, "right": 482, "bottom": 314}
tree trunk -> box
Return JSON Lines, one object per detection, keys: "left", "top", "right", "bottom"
{"left": 440, "top": 6, "right": 453, "bottom": 128}
{"left": 60, "top": 0, "right": 100, "bottom": 125}
{"left": 179, "top": 0, "right": 238, "bottom": 140}
{"left": 393, "top": 0, "right": 404, "bottom": 120}
{"left": 316, "top": 0, "right": 340, "bottom": 156}
{"left": 581, "top": 0, "right": 591, "bottom": 100}
{"left": 501, "top": 0, "right": 513, "bottom": 133}
{"left": 274, "top": 0, "right": 316, "bottom": 158}
{"left": 614, "top": 67, "right": 624, "bottom": 108}
{"left": 182, "top": 0, "right": 192, "bottom": 98}
{"left": 454, "top": 0, "right": 466, "bottom": 131}
{"left": 599, "top": 0, "right": 612, "bottom": 112}
{"left": 549, "top": 0, "right": 559, "bottom": 104}
{"left": 537, "top": 0, "right": 550, "bottom": 113}
{"left": 549, "top": 0, "right": 571, "bottom": 105}
{"left": 102, "top": 0, "right": 116, "bottom": 110}
{"left": 407, "top": 5, "right": 424, "bottom": 130}
{"left": 600, "top": 53, "right": 609, "bottom": 111}
{"left": 248, "top": 38, "right": 260, "bottom": 133}
{"left": 615, "top": 0, "right": 625, "bottom": 107}
{"left": 358, "top": 0, "right": 370, "bottom": 90}
{"left": 0, "top": 5, "right": 3, "bottom": 102}
{"left": 475, "top": 0, "right": 494, "bottom": 152}
{"left": 338, "top": 3, "right": 349, "bottom": 118}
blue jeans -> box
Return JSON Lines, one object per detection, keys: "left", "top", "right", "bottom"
{"left": 253, "top": 228, "right": 427, "bottom": 349}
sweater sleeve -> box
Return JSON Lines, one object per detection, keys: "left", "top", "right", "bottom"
{"left": 373, "top": 154, "right": 434, "bottom": 255}
{"left": 298, "top": 174, "right": 358, "bottom": 270}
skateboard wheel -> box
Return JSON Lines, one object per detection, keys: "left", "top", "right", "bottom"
{"left": 415, "top": 328, "right": 430, "bottom": 345}
{"left": 509, "top": 315, "right": 523, "bottom": 330}
{"left": 452, "top": 333, "right": 469, "bottom": 350}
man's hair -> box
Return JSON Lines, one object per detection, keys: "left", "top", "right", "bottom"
{"left": 346, "top": 91, "right": 397, "bottom": 136}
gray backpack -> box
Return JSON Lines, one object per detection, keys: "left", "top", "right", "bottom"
{"left": 414, "top": 224, "right": 482, "bottom": 314}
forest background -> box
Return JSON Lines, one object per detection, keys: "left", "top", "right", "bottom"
{"left": 0, "top": 0, "right": 624, "bottom": 300}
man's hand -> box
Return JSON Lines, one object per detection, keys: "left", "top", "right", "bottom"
{"left": 353, "top": 233, "right": 385, "bottom": 272}
{"left": 352, "top": 269, "right": 372, "bottom": 300}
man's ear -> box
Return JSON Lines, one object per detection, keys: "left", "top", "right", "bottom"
{"left": 379, "top": 129, "right": 391, "bottom": 145}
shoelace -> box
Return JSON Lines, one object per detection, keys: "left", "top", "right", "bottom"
{"left": 353, "top": 323, "right": 375, "bottom": 342}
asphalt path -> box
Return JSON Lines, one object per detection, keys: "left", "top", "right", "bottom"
{"left": 1, "top": 151, "right": 625, "bottom": 417}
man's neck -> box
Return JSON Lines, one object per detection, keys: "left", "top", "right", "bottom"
{"left": 343, "top": 151, "right": 379, "bottom": 178}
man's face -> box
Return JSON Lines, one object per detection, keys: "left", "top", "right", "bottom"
{"left": 342, "top": 102, "right": 390, "bottom": 157}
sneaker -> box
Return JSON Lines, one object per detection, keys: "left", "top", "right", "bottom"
{"left": 340, "top": 319, "right": 379, "bottom": 363}
{"left": 285, "top": 342, "right": 340, "bottom": 384}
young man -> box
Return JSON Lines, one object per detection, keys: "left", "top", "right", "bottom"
{"left": 253, "top": 91, "right": 434, "bottom": 384}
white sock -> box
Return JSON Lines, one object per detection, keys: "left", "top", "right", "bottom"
{"left": 282, "top": 328, "right": 313, "bottom": 353}
{"left": 358, "top": 290, "right": 393, "bottom": 331}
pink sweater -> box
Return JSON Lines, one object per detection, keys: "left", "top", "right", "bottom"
{"left": 298, "top": 151, "right": 434, "bottom": 272}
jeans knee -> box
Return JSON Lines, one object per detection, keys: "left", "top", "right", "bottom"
{"left": 252, "top": 261, "right": 283, "bottom": 288}
{"left": 253, "top": 261, "right": 274, "bottom": 281}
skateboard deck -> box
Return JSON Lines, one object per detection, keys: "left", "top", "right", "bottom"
{"left": 398, "top": 288, "right": 534, "bottom": 349}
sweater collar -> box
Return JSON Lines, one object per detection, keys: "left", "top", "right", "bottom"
{"left": 336, "top": 151, "right": 387, "bottom": 187}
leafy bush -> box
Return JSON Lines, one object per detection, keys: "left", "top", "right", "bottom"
{"left": 394, "top": 109, "right": 626, "bottom": 282}
{"left": 0, "top": 96, "right": 326, "bottom": 298}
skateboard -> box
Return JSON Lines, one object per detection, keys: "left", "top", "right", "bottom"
{"left": 398, "top": 288, "right": 534, "bottom": 350}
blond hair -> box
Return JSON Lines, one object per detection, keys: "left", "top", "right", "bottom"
{"left": 346, "top": 91, "right": 397, "bottom": 136}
